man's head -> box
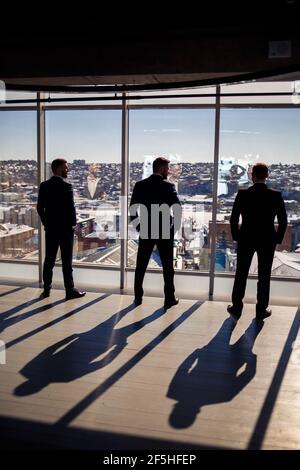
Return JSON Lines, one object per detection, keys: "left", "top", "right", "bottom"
{"left": 51, "top": 158, "right": 69, "bottom": 178}
{"left": 251, "top": 163, "right": 269, "bottom": 183}
{"left": 153, "top": 156, "right": 170, "bottom": 179}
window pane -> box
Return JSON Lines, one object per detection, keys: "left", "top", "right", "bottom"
{"left": 217, "top": 108, "right": 300, "bottom": 276}
{"left": 46, "top": 110, "right": 122, "bottom": 265}
{"left": 128, "top": 108, "right": 215, "bottom": 271}
{"left": 0, "top": 111, "right": 38, "bottom": 260}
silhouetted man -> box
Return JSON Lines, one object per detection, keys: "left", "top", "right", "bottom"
{"left": 37, "top": 158, "right": 86, "bottom": 300}
{"left": 228, "top": 163, "right": 287, "bottom": 320}
{"left": 129, "top": 157, "right": 182, "bottom": 310}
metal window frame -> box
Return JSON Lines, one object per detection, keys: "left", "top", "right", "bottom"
{"left": 209, "top": 86, "right": 221, "bottom": 299}
{"left": 37, "top": 92, "right": 46, "bottom": 284}
{"left": 0, "top": 103, "right": 39, "bottom": 269}
{"left": 1, "top": 91, "right": 300, "bottom": 293}
{"left": 120, "top": 93, "right": 129, "bottom": 291}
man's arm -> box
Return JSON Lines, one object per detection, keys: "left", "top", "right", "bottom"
{"left": 70, "top": 186, "right": 77, "bottom": 228}
{"left": 275, "top": 192, "right": 287, "bottom": 244}
{"left": 129, "top": 183, "right": 140, "bottom": 231}
{"left": 169, "top": 183, "right": 182, "bottom": 234}
{"left": 230, "top": 191, "right": 242, "bottom": 241}
{"left": 64, "top": 183, "right": 77, "bottom": 227}
{"left": 63, "top": 183, "right": 77, "bottom": 228}
{"left": 37, "top": 183, "right": 46, "bottom": 226}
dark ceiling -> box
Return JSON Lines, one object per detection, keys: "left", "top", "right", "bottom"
{"left": 1, "top": 1, "right": 300, "bottom": 91}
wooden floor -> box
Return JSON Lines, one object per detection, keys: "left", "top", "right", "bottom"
{"left": 0, "top": 284, "right": 299, "bottom": 450}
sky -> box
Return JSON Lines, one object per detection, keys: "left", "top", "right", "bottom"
{"left": 0, "top": 108, "right": 300, "bottom": 164}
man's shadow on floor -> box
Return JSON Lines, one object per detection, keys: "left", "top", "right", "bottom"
{"left": 0, "top": 297, "right": 65, "bottom": 334}
{"left": 14, "top": 302, "right": 166, "bottom": 396}
{"left": 167, "top": 317, "right": 264, "bottom": 428}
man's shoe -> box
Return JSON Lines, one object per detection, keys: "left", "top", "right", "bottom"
{"left": 227, "top": 305, "right": 241, "bottom": 321}
{"left": 40, "top": 289, "right": 50, "bottom": 299}
{"left": 164, "top": 298, "right": 179, "bottom": 311}
{"left": 256, "top": 308, "right": 272, "bottom": 320}
{"left": 65, "top": 289, "right": 86, "bottom": 300}
{"left": 134, "top": 297, "right": 142, "bottom": 306}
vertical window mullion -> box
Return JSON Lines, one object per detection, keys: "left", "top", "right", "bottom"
{"left": 37, "top": 92, "right": 46, "bottom": 285}
{"left": 120, "top": 93, "right": 129, "bottom": 291}
{"left": 209, "top": 86, "right": 221, "bottom": 299}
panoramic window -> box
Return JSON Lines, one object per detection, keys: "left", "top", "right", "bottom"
{"left": 216, "top": 107, "right": 300, "bottom": 277}
{"left": 128, "top": 108, "right": 215, "bottom": 271}
{"left": 1, "top": 83, "right": 299, "bottom": 283}
{"left": 0, "top": 111, "right": 38, "bottom": 260}
{"left": 46, "top": 109, "right": 122, "bottom": 265}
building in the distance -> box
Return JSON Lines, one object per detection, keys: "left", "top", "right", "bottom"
{"left": 0, "top": 223, "right": 35, "bottom": 258}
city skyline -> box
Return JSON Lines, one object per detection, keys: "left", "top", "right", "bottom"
{"left": 1, "top": 158, "right": 300, "bottom": 273}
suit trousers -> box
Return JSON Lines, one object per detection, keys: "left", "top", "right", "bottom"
{"left": 134, "top": 238, "right": 175, "bottom": 301}
{"left": 232, "top": 239, "right": 276, "bottom": 312}
{"left": 43, "top": 228, "right": 75, "bottom": 291}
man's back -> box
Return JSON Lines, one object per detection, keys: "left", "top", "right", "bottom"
{"left": 130, "top": 174, "right": 181, "bottom": 239}
{"left": 37, "top": 176, "right": 76, "bottom": 230}
{"left": 228, "top": 164, "right": 287, "bottom": 319}
{"left": 132, "top": 174, "right": 179, "bottom": 206}
{"left": 230, "top": 183, "right": 287, "bottom": 244}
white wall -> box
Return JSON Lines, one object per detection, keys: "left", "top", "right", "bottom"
{"left": 213, "top": 275, "right": 300, "bottom": 307}
{"left": 0, "top": 262, "right": 38, "bottom": 285}
{"left": 0, "top": 262, "right": 299, "bottom": 306}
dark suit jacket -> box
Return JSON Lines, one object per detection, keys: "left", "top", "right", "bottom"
{"left": 129, "top": 174, "right": 182, "bottom": 239}
{"left": 230, "top": 183, "right": 287, "bottom": 244}
{"left": 37, "top": 176, "right": 77, "bottom": 231}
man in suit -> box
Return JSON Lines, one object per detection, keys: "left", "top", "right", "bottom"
{"left": 228, "top": 163, "right": 287, "bottom": 321}
{"left": 129, "top": 157, "right": 182, "bottom": 310}
{"left": 37, "top": 158, "right": 86, "bottom": 300}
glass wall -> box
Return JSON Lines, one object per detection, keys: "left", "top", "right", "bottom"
{"left": 216, "top": 107, "right": 300, "bottom": 276}
{"left": 0, "top": 111, "right": 38, "bottom": 260}
{"left": 128, "top": 108, "right": 215, "bottom": 270}
{"left": 0, "top": 82, "right": 300, "bottom": 285}
{"left": 46, "top": 109, "right": 122, "bottom": 265}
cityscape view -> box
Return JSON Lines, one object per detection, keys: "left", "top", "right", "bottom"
{"left": 1, "top": 103, "right": 300, "bottom": 275}
{"left": 1, "top": 157, "right": 300, "bottom": 275}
